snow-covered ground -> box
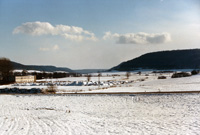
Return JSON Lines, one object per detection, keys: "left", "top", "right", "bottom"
{"left": 1, "top": 71, "right": 200, "bottom": 134}
{"left": 86, "top": 74, "right": 200, "bottom": 93}
{"left": 37, "top": 76, "right": 123, "bottom": 82}
{"left": 1, "top": 72, "right": 200, "bottom": 93}
{"left": 0, "top": 94, "right": 200, "bottom": 135}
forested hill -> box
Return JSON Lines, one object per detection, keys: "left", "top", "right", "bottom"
{"left": 11, "top": 61, "right": 74, "bottom": 73}
{"left": 110, "top": 49, "right": 200, "bottom": 71}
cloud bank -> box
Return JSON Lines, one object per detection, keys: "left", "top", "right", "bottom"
{"left": 103, "top": 32, "right": 171, "bottom": 44}
{"left": 13, "top": 21, "right": 97, "bottom": 41}
{"left": 13, "top": 22, "right": 171, "bottom": 44}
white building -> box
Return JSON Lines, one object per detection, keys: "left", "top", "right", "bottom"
{"left": 15, "top": 76, "right": 36, "bottom": 83}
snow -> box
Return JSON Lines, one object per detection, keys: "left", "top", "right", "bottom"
{"left": 84, "top": 74, "right": 200, "bottom": 93}
{"left": 27, "top": 70, "right": 43, "bottom": 73}
{"left": 37, "top": 76, "right": 122, "bottom": 82}
{"left": 0, "top": 94, "right": 200, "bottom": 134}
{"left": 2, "top": 72, "right": 200, "bottom": 93}
{"left": 13, "top": 69, "right": 23, "bottom": 73}
{"left": 53, "top": 71, "right": 69, "bottom": 73}
{"left": 1, "top": 71, "right": 200, "bottom": 134}
{"left": 13, "top": 70, "right": 42, "bottom": 73}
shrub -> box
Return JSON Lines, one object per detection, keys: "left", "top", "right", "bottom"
{"left": 191, "top": 70, "right": 199, "bottom": 75}
{"left": 137, "top": 71, "right": 141, "bottom": 75}
{"left": 171, "top": 72, "right": 191, "bottom": 78}
{"left": 140, "top": 79, "right": 145, "bottom": 81}
{"left": 43, "top": 84, "right": 57, "bottom": 94}
{"left": 158, "top": 76, "right": 167, "bottom": 79}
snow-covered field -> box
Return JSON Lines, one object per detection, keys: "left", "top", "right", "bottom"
{"left": 1, "top": 71, "right": 200, "bottom": 93}
{"left": 0, "top": 94, "right": 200, "bottom": 135}
{"left": 88, "top": 74, "right": 200, "bottom": 93}
{"left": 1, "top": 71, "right": 200, "bottom": 134}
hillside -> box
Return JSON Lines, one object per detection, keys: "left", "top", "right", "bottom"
{"left": 110, "top": 49, "right": 200, "bottom": 71}
{"left": 11, "top": 61, "right": 74, "bottom": 73}
{"left": 75, "top": 69, "right": 107, "bottom": 74}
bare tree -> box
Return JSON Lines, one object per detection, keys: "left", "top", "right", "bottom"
{"left": 126, "top": 72, "right": 131, "bottom": 79}
{"left": 86, "top": 74, "right": 91, "bottom": 82}
{"left": 0, "top": 58, "right": 13, "bottom": 84}
{"left": 46, "top": 84, "right": 57, "bottom": 94}
{"left": 98, "top": 72, "right": 102, "bottom": 88}
{"left": 22, "top": 69, "right": 27, "bottom": 76}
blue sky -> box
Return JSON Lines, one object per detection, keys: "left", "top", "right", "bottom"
{"left": 0, "top": 0, "right": 200, "bottom": 69}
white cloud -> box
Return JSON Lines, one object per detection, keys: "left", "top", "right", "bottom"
{"left": 13, "top": 22, "right": 54, "bottom": 36}
{"left": 62, "top": 33, "right": 84, "bottom": 41}
{"left": 39, "top": 47, "right": 50, "bottom": 51}
{"left": 103, "top": 32, "right": 171, "bottom": 44}
{"left": 52, "top": 45, "right": 59, "bottom": 50}
{"left": 13, "top": 21, "right": 97, "bottom": 41}
{"left": 39, "top": 44, "right": 60, "bottom": 51}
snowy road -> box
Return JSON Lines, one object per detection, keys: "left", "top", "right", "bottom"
{"left": 0, "top": 94, "right": 200, "bottom": 135}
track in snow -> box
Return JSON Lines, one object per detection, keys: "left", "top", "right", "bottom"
{"left": 0, "top": 94, "right": 200, "bottom": 135}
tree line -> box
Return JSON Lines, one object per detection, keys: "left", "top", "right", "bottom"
{"left": 14, "top": 70, "right": 81, "bottom": 79}
{"left": 0, "top": 57, "right": 81, "bottom": 84}
{"left": 0, "top": 58, "right": 13, "bottom": 84}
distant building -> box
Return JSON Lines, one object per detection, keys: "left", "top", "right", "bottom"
{"left": 15, "top": 76, "right": 36, "bottom": 83}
